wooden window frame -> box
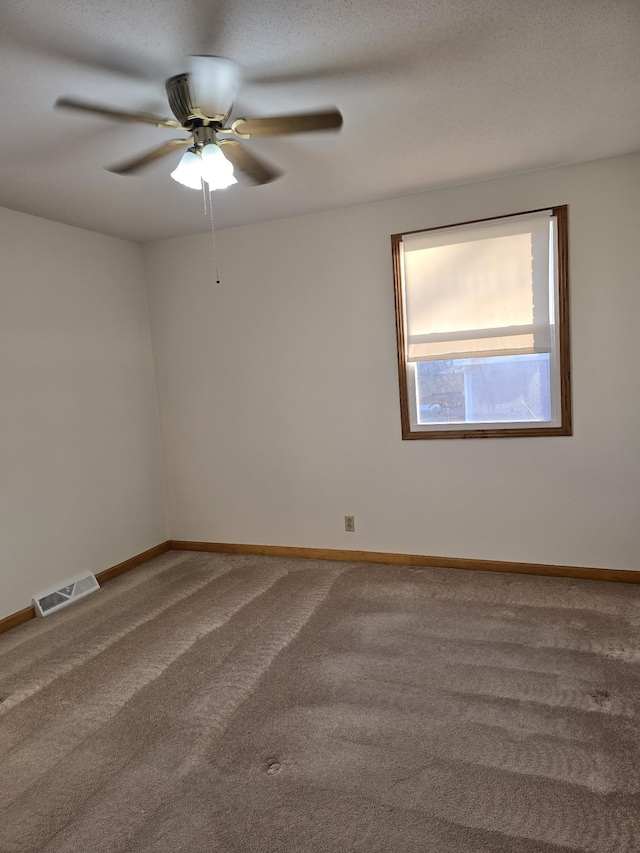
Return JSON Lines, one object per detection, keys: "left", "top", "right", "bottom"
{"left": 391, "top": 205, "right": 571, "bottom": 440}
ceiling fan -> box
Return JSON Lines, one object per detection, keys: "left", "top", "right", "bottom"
{"left": 55, "top": 56, "right": 343, "bottom": 189}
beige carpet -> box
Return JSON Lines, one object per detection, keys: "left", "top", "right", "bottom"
{"left": 1, "top": 551, "right": 639, "bottom": 852}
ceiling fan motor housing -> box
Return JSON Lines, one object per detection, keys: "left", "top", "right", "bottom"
{"left": 165, "top": 74, "right": 200, "bottom": 127}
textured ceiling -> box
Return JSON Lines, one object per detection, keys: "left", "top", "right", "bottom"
{"left": 0, "top": 0, "right": 639, "bottom": 242}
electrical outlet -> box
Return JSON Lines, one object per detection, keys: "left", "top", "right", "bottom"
{"left": 344, "top": 515, "right": 355, "bottom": 532}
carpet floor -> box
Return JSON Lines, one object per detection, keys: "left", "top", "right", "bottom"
{"left": 1, "top": 551, "right": 639, "bottom": 852}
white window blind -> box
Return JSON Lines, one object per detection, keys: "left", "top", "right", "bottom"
{"left": 401, "top": 211, "right": 554, "bottom": 362}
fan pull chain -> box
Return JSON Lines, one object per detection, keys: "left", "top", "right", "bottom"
{"left": 207, "top": 190, "right": 221, "bottom": 285}
{"left": 202, "top": 182, "right": 221, "bottom": 285}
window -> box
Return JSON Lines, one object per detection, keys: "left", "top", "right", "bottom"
{"left": 391, "top": 206, "right": 571, "bottom": 439}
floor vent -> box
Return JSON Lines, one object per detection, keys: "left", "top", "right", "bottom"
{"left": 33, "top": 574, "right": 100, "bottom": 617}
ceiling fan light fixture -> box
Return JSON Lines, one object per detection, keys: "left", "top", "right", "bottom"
{"left": 170, "top": 148, "right": 203, "bottom": 190}
{"left": 169, "top": 143, "right": 237, "bottom": 191}
{"left": 200, "top": 142, "right": 237, "bottom": 190}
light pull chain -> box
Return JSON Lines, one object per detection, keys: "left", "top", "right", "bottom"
{"left": 202, "top": 182, "right": 221, "bottom": 285}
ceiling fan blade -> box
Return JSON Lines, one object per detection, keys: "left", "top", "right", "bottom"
{"left": 107, "top": 139, "right": 191, "bottom": 175}
{"left": 0, "top": 9, "right": 159, "bottom": 81}
{"left": 218, "top": 140, "right": 281, "bottom": 185}
{"left": 248, "top": 59, "right": 396, "bottom": 87}
{"left": 189, "top": 55, "right": 242, "bottom": 119}
{"left": 232, "top": 109, "right": 343, "bottom": 138}
{"left": 56, "top": 97, "right": 181, "bottom": 129}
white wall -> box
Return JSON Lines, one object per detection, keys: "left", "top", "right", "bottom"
{"left": 144, "top": 153, "right": 640, "bottom": 571}
{"left": 1, "top": 208, "right": 167, "bottom": 619}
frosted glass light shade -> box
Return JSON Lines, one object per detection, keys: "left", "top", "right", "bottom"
{"left": 200, "top": 143, "right": 237, "bottom": 190}
{"left": 170, "top": 150, "right": 203, "bottom": 190}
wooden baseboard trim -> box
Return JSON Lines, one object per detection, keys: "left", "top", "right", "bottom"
{"left": 95, "top": 541, "right": 171, "bottom": 584}
{"left": 3, "top": 538, "right": 637, "bottom": 638}
{"left": 169, "top": 540, "right": 640, "bottom": 585}
{"left": 0, "top": 605, "right": 36, "bottom": 635}
{"left": 0, "top": 541, "right": 171, "bottom": 637}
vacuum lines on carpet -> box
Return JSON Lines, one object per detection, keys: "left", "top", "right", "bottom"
{"left": 0, "top": 551, "right": 639, "bottom": 851}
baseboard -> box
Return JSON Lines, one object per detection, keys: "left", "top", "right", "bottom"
{"left": 0, "top": 606, "right": 36, "bottom": 635}
{"left": 95, "top": 541, "right": 171, "bottom": 584}
{"left": 169, "top": 540, "right": 640, "bottom": 585}
{"left": 3, "top": 538, "right": 637, "bottom": 638}
{"left": 0, "top": 541, "right": 171, "bottom": 637}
